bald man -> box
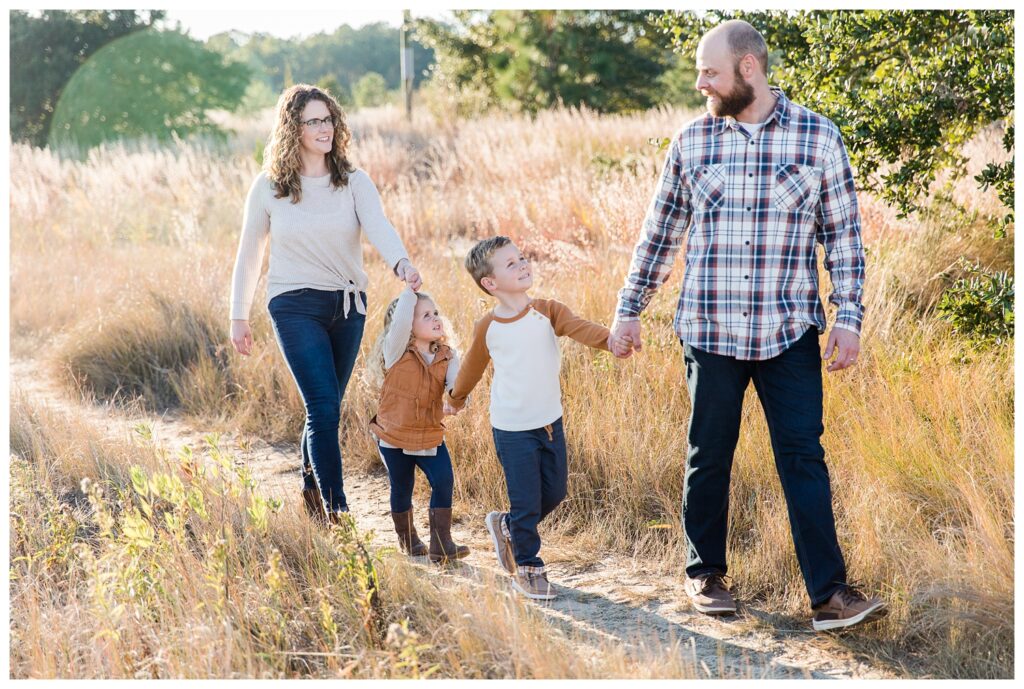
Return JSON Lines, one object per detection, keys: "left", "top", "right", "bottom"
{"left": 611, "top": 20, "right": 885, "bottom": 631}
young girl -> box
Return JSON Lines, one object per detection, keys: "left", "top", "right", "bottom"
{"left": 368, "top": 286, "right": 470, "bottom": 562}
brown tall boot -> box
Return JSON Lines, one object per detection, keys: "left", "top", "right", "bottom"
{"left": 302, "top": 485, "right": 328, "bottom": 527}
{"left": 428, "top": 507, "right": 470, "bottom": 563}
{"left": 391, "top": 508, "right": 428, "bottom": 556}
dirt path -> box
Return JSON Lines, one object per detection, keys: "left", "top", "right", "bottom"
{"left": 10, "top": 357, "right": 903, "bottom": 679}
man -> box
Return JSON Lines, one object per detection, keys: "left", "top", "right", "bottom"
{"left": 610, "top": 20, "right": 886, "bottom": 631}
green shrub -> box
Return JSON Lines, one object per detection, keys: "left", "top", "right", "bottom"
{"left": 353, "top": 72, "right": 389, "bottom": 109}
{"left": 937, "top": 260, "right": 1014, "bottom": 347}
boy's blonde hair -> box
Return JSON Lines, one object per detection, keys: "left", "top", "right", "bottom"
{"left": 465, "top": 235, "right": 512, "bottom": 295}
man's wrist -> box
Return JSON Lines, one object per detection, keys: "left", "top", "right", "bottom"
{"left": 832, "top": 321, "right": 861, "bottom": 336}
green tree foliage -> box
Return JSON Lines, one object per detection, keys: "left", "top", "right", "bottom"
{"left": 316, "top": 74, "right": 352, "bottom": 107}
{"left": 208, "top": 23, "right": 434, "bottom": 96}
{"left": 10, "top": 10, "right": 164, "bottom": 146}
{"left": 48, "top": 30, "right": 250, "bottom": 151}
{"left": 657, "top": 10, "right": 1014, "bottom": 225}
{"left": 352, "top": 72, "right": 390, "bottom": 109}
{"left": 237, "top": 79, "right": 279, "bottom": 116}
{"left": 414, "top": 10, "right": 685, "bottom": 115}
{"left": 655, "top": 59, "right": 708, "bottom": 111}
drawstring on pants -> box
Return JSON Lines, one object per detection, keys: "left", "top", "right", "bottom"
{"left": 543, "top": 424, "right": 553, "bottom": 442}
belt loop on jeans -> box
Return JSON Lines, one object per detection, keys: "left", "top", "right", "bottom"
{"left": 544, "top": 424, "right": 553, "bottom": 442}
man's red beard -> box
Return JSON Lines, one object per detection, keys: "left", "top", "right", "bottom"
{"left": 705, "top": 65, "right": 756, "bottom": 118}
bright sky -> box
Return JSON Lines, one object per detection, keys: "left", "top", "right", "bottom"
{"left": 161, "top": 9, "right": 448, "bottom": 41}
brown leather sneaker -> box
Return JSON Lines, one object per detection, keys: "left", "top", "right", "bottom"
{"left": 512, "top": 569, "right": 556, "bottom": 600}
{"left": 485, "top": 511, "right": 516, "bottom": 574}
{"left": 812, "top": 585, "right": 887, "bottom": 631}
{"left": 684, "top": 572, "right": 737, "bottom": 615}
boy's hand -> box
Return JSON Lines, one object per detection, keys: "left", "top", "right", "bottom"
{"left": 610, "top": 319, "right": 641, "bottom": 358}
{"left": 610, "top": 334, "right": 634, "bottom": 358}
{"left": 608, "top": 322, "right": 638, "bottom": 358}
{"left": 443, "top": 400, "right": 460, "bottom": 416}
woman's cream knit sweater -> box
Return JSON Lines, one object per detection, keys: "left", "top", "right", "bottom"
{"left": 230, "top": 169, "right": 408, "bottom": 320}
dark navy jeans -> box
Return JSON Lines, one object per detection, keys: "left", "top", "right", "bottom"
{"left": 681, "top": 327, "right": 848, "bottom": 607}
{"left": 377, "top": 442, "right": 455, "bottom": 512}
{"left": 268, "top": 288, "right": 366, "bottom": 513}
{"left": 492, "top": 418, "right": 568, "bottom": 569}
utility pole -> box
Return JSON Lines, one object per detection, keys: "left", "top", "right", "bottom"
{"left": 400, "top": 10, "right": 413, "bottom": 121}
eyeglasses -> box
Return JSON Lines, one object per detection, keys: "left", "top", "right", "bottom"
{"left": 302, "top": 116, "right": 335, "bottom": 130}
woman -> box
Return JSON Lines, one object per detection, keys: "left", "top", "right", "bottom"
{"left": 229, "top": 84, "right": 421, "bottom": 525}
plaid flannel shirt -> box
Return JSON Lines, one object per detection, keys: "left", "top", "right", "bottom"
{"left": 616, "top": 88, "right": 866, "bottom": 361}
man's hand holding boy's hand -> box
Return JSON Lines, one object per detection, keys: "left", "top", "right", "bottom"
{"left": 443, "top": 400, "right": 460, "bottom": 416}
{"left": 609, "top": 319, "right": 641, "bottom": 359}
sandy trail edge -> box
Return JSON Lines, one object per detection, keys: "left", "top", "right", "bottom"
{"left": 9, "top": 357, "right": 902, "bottom": 679}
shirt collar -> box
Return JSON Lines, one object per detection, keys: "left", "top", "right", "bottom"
{"left": 712, "top": 86, "right": 790, "bottom": 136}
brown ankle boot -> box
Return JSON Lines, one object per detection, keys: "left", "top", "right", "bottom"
{"left": 391, "top": 508, "right": 428, "bottom": 556}
{"left": 428, "top": 507, "right": 470, "bottom": 563}
{"left": 302, "top": 485, "right": 328, "bottom": 527}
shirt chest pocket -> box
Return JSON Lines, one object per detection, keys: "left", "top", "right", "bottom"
{"left": 773, "top": 164, "right": 823, "bottom": 212}
{"left": 688, "top": 164, "right": 727, "bottom": 211}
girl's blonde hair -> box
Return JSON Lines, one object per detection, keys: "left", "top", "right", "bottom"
{"left": 364, "top": 292, "right": 460, "bottom": 391}
{"left": 263, "top": 84, "right": 354, "bottom": 204}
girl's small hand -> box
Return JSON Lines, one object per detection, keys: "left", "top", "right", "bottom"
{"left": 396, "top": 258, "right": 423, "bottom": 291}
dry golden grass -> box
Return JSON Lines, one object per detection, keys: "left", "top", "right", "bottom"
{"left": 9, "top": 106, "right": 1014, "bottom": 677}
{"left": 10, "top": 396, "right": 712, "bottom": 679}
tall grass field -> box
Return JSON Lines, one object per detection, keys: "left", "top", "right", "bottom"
{"left": 9, "top": 105, "right": 1013, "bottom": 678}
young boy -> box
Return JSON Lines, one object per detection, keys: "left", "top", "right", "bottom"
{"left": 448, "top": 236, "right": 623, "bottom": 600}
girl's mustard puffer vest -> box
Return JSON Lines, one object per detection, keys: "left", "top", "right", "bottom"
{"left": 369, "top": 344, "right": 452, "bottom": 451}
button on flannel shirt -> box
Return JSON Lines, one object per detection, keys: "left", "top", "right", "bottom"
{"left": 616, "top": 88, "right": 866, "bottom": 361}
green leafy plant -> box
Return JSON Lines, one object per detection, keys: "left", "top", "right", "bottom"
{"left": 937, "top": 260, "right": 1014, "bottom": 347}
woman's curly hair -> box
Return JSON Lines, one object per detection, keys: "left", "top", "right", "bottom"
{"left": 263, "top": 84, "right": 354, "bottom": 203}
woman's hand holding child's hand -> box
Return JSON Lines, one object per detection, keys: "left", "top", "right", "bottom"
{"left": 395, "top": 258, "right": 423, "bottom": 291}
